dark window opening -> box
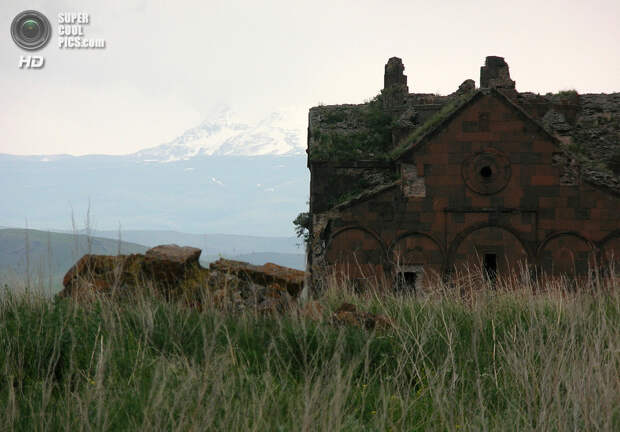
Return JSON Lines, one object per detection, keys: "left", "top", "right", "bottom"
{"left": 396, "top": 271, "right": 417, "bottom": 293}
{"left": 480, "top": 166, "right": 493, "bottom": 178}
{"left": 484, "top": 253, "right": 497, "bottom": 283}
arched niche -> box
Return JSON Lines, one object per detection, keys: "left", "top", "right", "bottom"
{"left": 452, "top": 225, "right": 529, "bottom": 277}
{"left": 539, "top": 233, "right": 595, "bottom": 277}
{"left": 390, "top": 233, "right": 443, "bottom": 290}
{"left": 325, "top": 227, "right": 387, "bottom": 283}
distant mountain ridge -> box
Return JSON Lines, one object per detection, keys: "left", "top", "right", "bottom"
{"left": 58, "top": 229, "right": 303, "bottom": 256}
{"left": 0, "top": 154, "right": 308, "bottom": 236}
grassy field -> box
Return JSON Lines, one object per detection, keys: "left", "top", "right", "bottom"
{"left": 0, "top": 267, "right": 618, "bottom": 431}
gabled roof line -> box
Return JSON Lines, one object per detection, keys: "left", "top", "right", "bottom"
{"left": 391, "top": 90, "right": 483, "bottom": 160}
{"left": 392, "top": 88, "right": 567, "bottom": 161}
{"left": 580, "top": 169, "right": 620, "bottom": 197}
{"left": 332, "top": 180, "right": 401, "bottom": 211}
{"left": 492, "top": 88, "right": 563, "bottom": 147}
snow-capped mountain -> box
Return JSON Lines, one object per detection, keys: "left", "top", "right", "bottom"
{"left": 133, "top": 107, "right": 306, "bottom": 162}
{"left": 0, "top": 106, "right": 310, "bottom": 237}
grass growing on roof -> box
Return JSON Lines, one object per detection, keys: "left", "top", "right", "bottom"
{"left": 309, "top": 95, "right": 393, "bottom": 162}
{"left": 309, "top": 89, "right": 478, "bottom": 163}
{"left": 390, "top": 90, "right": 477, "bottom": 159}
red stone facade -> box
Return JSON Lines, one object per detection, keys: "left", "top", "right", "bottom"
{"left": 307, "top": 58, "right": 620, "bottom": 290}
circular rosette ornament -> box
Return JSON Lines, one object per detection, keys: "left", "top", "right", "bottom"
{"left": 461, "top": 149, "right": 511, "bottom": 195}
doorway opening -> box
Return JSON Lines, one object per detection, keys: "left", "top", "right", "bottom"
{"left": 395, "top": 265, "right": 423, "bottom": 293}
{"left": 397, "top": 271, "right": 417, "bottom": 292}
{"left": 483, "top": 253, "right": 497, "bottom": 283}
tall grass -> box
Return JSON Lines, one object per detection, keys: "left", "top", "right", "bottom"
{"left": 1, "top": 264, "right": 619, "bottom": 431}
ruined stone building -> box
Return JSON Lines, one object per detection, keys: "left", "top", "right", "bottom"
{"left": 306, "top": 56, "right": 620, "bottom": 290}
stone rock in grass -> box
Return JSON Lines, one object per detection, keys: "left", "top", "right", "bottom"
{"left": 209, "top": 258, "right": 305, "bottom": 297}
{"left": 300, "top": 300, "right": 325, "bottom": 322}
{"left": 144, "top": 244, "right": 201, "bottom": 265}
{"left": 255, "top": 292, "right": 294, "bottom": 314}
{"left": 213, "top": 287, "right": 245, "bottom": 311}
{"left": 333, "top": 302, "right": 392, "bottom": 330}
{"left": 60, "top": 247, "right": 308, "bottom": 312}
{"left": 141, "top": 244, "right": 203, "bottom": 288}
{"left": 60, "top": 244, "right": 205, "bottom": 300}
{"left": 60, "top": 253, "right": 146, "bottom": 299}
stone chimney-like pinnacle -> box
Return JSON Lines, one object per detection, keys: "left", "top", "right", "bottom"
{"left": 384, "top": 57, "right": 408, "bottom": 89}
{"left": 383, "top": 57, "right": 409, "bottom": 110}
{"left": 480, "top": 56, "right": 515, "bottom": 89}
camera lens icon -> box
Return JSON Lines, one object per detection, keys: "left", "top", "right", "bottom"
{"left": 11, "top": 10, "right": 51, "bottom": 50}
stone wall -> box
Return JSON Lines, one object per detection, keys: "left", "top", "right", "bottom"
{"left": 309, "top": 92, "right": 620, "bottom": 288}
{"left": 306, "top": 56, "right": 620, "bottom": 290}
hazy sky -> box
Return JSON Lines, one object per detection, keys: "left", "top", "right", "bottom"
{"left": 1, "top": 0, "right": 619, "bottom": 155}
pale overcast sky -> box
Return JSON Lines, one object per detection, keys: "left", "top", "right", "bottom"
{"left": 1, "top": 0, "right": 619, "bottom": 155}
